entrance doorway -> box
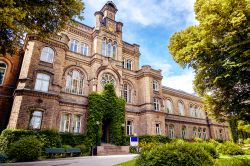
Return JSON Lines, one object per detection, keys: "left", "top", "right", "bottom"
{"left": 101, "top": 120, "right": 110, "bottom": 143}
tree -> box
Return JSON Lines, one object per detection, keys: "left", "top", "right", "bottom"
{"left": 0, "top": 0, "right": 84, "bottom": 55}
{"left": 168, "top": 0, "right": 250, "bottom": 122}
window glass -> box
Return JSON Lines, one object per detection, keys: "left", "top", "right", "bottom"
{"left": 168, "top": 125, "right": 174, "bottom": 138}
{"left": 34, "top": 73, "right": 50, "bottom": 92}
{"left": 127, "top": 120, "right": 133, "bottom": 135}
{"left": 156, "top": 123, "right": 161, "bottom": 135}
{"left": 154, "top": 98, "right": 160, "bottom": 111}
{"left": 102, "top": 38, "right": 106, "bottom": 56}
{"left": 165, "top": 99, "right": 173, "bottom": 114}
{"left": 126, "top": 59, "right": 132, "bottom": 70}
{"left": 60, "top": 113, "right": 70, "bottom": 132}
{"left": 70, "top": 39, "right": 78, "bottom": 52}
{"left": 153, "top": 80, "right": 159, "bottom": 91}
{"left": 101, "top": 73, "right": 116, "bottom": 87}
{"left": 178, "top": 101, "right": 185, "bottom": 116}
{"left": 80, "top": 43, "right": 88, "bottom": 56}
{"left": 112, "top": 42, "right": 117, "bottom": 58}
{"left": 40, "top": 47, "right": 54, "bottom": 63}
{"left": 0, "top": 61, "right": 7, "bottom": 85}
{"left": 107, "top": 42, "right": 112, "bottom": 57}
{"left": 123, "top": 83, "right": 132, "bottom": 103}
{"left": 29, "top": 111, "right": 43, "bottom": 129}
{"left": 73, "top": 115, "right": 81, "bottom": 133}
{"left": 193, "top": 127, "right": 197, "bottom": 137}
{"left": 65, "top": 70, "right": 84, "bottom": 95}
{"left": 181, "top": 126, "right": 187, "bottom": 139}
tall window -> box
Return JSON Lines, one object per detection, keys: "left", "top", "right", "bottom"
{"left": 73, "top": 115, "right": 81, "bottom": 133}
{"left": 100, "top": 73, "right": 116, "bottom": 87}
{"left": 29, "top": 111, "right": 43, "bottom": 129}
{"left": 70, "top": 39, "right": 78, "bottom": 52}
{"left": 102, "top": 38, "right": 107, "bottom": 56}
{"left": 219, "top": 129, "right": 223, "bottom": 140}
{"left": 168, "top": 125, "right": 174, "bottom": 139}
{"left": 178, "top": 101, "right": 185, "bottom": 116}
{"left": 153, "top": 98, "right": 160, "bottom": 111}
{"left": 122, "top": 58, "right": 125, "bottom": 68}
{"left": 153, "top": 80, "right": 159, "bottom": 91}
{"left": 165, "top": 99, "right": 173, "bottom": 114}
{"left": 40, "top": 47, "right": 54, "bottom": 63}
{"left": 123, "top": 83, "right": 132, "bottom": 103}
{"left": 181, "top": 126, "right": 187, "bottom": 139}
{"left": 198, "top": 127, "right": 202, "bottom": 138}
{"left": 80, "top": 43, "right": 88, "bottom": 56}
{"left": 0, "top": 61, "right": 7, "bottom": 85}
{"left": 65, "top": 70, "right": 84, "bottom": 95}
{"left": 112, "top": 42, "right": 117, "bottom": 58}
{"left": 156, "top": 123, "right": 161, "bottom": 135}
{"left": 60, "top": 113, "right": 70, "bottom": 132}
{"left": 194, "top": 106, "right": 198, "bottom": 117}
{"left": 193, "top": 127, "right": 197, "bottom": 138}
{"left": 203, "top": 128, "right": 207, "bottom": 139}
{"left": 34, "top": 73, "right": 50, "bottom": 92}
{"left": 126, "top": 59, "right": 132, "bottom": 70}
{"left": 107, "top": 41, "right": 112, "bottom": 57}
{"left": 189, "top": 104, "right": 194, "bottom": 117}
{"left": 127, "top": 120, "right": 133, "bottom": 135}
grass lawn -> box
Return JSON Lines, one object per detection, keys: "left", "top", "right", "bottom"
{"left": 114, "top": 155, "right": 250, "bottom": 166}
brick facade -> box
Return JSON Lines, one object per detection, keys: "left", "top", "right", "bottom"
{"left": 7, "top": 2, "right": 230, "bottom": 140}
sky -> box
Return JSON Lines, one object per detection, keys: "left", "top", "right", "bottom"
{"left": 81, "top": 0, "right": 198, "bottom": 94}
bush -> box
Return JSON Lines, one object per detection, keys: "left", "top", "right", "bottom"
{"left": 62, "top": 145, "right": 72, "bottom": 149}
{"left": 139, "top": 135, "right": 171, "bottom": 143}
{"left": 139, "top": 141, "right": 163, "bottom": 152}
{"left": 215, "top": 157, "right": 250, "bottom": 166}
{"left": 194, "top": 142, "right": 219, "bottom": 159}
{"left": 193, "top": 137, "right": 204, "bottom": 143}
{"left": 137, "top": 142, "right": 213, "bottom": 166}
{"left": 244, "top": 138, "right": 250, "bottom": 144}
{"left": 75, "top": 144, "right": 90, "bottom": 156}
{"left": 171, "top": 138, "right": 186, "bottom": 145}
{"left": 7, "top": 136, "right": 43, "bottom": 162}
{"left": 129, "top": 146, "right": 139, "bottom": 154}
{"left": 218, "top": 141, "right": 244, "bottom": 155}
{"left": 209, "top": 139, "right": 220, "bottom": 148}
{"left": 60, "top": 133, "right": 85, "bottom": 147}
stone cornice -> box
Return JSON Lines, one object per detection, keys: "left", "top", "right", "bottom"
{"left": 14, "top": 88, "right": 59, "bottom": 100}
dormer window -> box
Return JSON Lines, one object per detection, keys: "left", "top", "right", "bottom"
{"left": 153, "top": 80, "right": 159, "bottom": 91}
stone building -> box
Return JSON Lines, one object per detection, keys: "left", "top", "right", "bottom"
{"left": 6, "top": 1, "right": 230, "bottom": 141}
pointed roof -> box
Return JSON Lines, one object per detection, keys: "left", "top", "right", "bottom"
{"left": 101, "top": 1, "right": 118, "bottom": 13}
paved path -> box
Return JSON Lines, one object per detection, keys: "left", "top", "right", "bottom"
{"left": 1, "top": 154, "right": 138, "bottom": 166}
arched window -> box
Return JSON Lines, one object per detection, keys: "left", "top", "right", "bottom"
{"left": 193, "top": 127, "right": 197, "bottom": 138}
{"left": 165, "top": 99, "right": 173, "bottom": 114}
{"left": 40, "top": 47, "right": 54, "bottom": 63}
{"left": 107, "top": 41, "right": 112, "bottom": 57}
{"left": 102, "top": 38, "right": 107, "bottom": 56}
{"left": 123, "top": 82, "right": 132, "bottom": 103}
{"left": 181, "top": 126, "right": 187, "bottom": 139}
{"left": 34, "top": 73, "right": 50, "bottom": 92}
{"left": 194, "top": 106, "right": 198, "bottom": 117}
{"left": 198, "top": 127, "right": 202, "bottom": 138}
{"left": 153, "top": 80, "right": 159, "bottom": 91}
{"left": 189, "top": 104, "right": 194, "bottom": 117}
{"left": 203, "top": 128, "right": 207, "bottom": 139}
{"left": 178, "top": 101, "right": 185, "bottom": 116}
{"left": 0, "top": 61, "right": 7, "bottom": 85}
{"left": 80, "top": 43, "right": 88, "bottom": 56}
{"left": 112, "top": 42, "right": 117, "bottom": 58}
{"left": 126, "top": 59, "right": 132, "bottom": 70}
{"left": 101, "top": 73, "right": 116, "bottom": 87}
{"left": 29, "top": 111, "right": 43, "bottom": 129}
{"left": 153, "top": 98, "right": 160, "bottom": 111}
{"left": 156, "top": 123, "right": 161, "bottom": 135}
{"left": 65, "top": 70, "right": 84, "bottom": 95}
{"left": 168, "top": 125, "right": 174, "bottom": 139}
{"left": 70, "top": 39, "right": 78, "bottom": 52}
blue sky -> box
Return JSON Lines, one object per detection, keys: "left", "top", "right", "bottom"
{"left": 81, "top": 0, "right": 197, "bottom": 93}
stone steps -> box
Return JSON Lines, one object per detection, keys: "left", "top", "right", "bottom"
{"left": 97, "top": 144, "right": 129, "bottom": 156}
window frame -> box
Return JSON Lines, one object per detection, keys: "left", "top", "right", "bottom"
{"left": 178, "top": 101, "right": 185, "bottom": 116}
{"left": 34, "top": 73, "right": 50, "bottom": 92}
{"left": 70, "top": 39, "right": 78, "bottom": 53}
{"left": 80, "top": 43, "right": 88, "bottom": 56}
{"left": 156, "top": 123, "right": 161, "bottom": 135}
{"left": 60, "top": 113, "right": 70, "bottom": 133}
{"left": 65, "top": 69, "right": 84, "bottom": 95}
{"left": 181, "top": 126, "right": 187, "bottom": 139}
{"left": 40, "top": 47, "right": 55, "bottom": 63}
{"left": 153, "top": 98, "right": 160, "bottom": 111}
{"left": 168, "top": 125, "right": 174, "bottom": 139}
{"left": 0, "top": 61, "right": 7, "bottom": 85}
{"left": 126, "top": 120, "right": 133, "bottom": 135}
{"left": 165, "top": 99, "right": 173, "bottom": 114}
{"left": 29, "top": 110, "right": 43, "bottom": 130}
{"left": 72, "top": 114, "right": 81, "bottom": 134}
{"left": 153, "top": 80, "right": 159, "bottom": 91}
{"left": 123, "top": 82, "right": 132, "bottom": 103}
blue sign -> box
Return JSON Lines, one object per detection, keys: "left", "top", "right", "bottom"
{"left": 130, "top": 136, "right": 139, "bottom": 146}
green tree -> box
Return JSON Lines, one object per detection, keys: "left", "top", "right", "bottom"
{"left": 168, "top": 0, "right": 250, "bottom": 122}
{"left": 0, "top": 0, "right": 84, "bottom": 55}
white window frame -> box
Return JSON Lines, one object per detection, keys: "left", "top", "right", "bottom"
{"left": 40, "top": 47, "right": 54, "bottom": 63}
{"left": 123, "top": 83, "right": 132, "bottom": 103}
{"left": 0, "top": 61, "right": 7, "bottom": 85}
{"left": 181, "top": 126, "right": 187, "bottom": 139}
{"left": 80, "top": 43, "right": 88, "bottom": 56}
{"left": 29, "top": 111, "right": 43, "bottom": 129}
{"left": 126, "top": 59, "right": 132, "bottom": 70}
{"left": 178, "top": 101, "right": 185, "bottom": 116}
{"left": 193, "top": 127, "right": 197, "bottom": 138}
{"left": 107, "top": 42, "right": 112, "bottom": 57}
{"left": 102, "top": 38, "right": 107, "bottom": 56}
{"left": 153, "top": 98, "right": 160, "bottom": 111}
{"left": 65, "top": 70, "right": 84, "bottom": 95}
{"left": 70, "top": 39, "right": 78, "bottom": 52}
{"left": 156, "top": 123, "right": 161, "bottom": 135}
{"left": 168, "top": 125, "right": 174, "bottom": 139}
{"left": 112, "top": 42, "right": 117, "bottom": 58}
{"left": 126, "top": 120, "right": 133, "bottom": 135}
{"left": 202, "top": 128, "right": 207, "bottom": 139}
{"left": 100, "top": 73, "right": 116, "bottom": 87}
{"left": 198, "top": 127, "right": 202, "bottom": 138}
{"left": 60, "top": 113, "right": 70, "bottom": 132}
{"left": 153, "top": 80, "right": 159, "bottom": 91}
{"left": 73, "top": 114, "right": 81, "bottom": 133}
{"left": 34, "top": 73, "right": 50, "bottom": 92}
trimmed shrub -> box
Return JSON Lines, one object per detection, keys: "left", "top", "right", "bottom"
{"left": 214, "top": 156, "right": 250, "bottom": 166}
{"left": 137, "top": 142, "right": 213, "bottom": 166}
{"left": 209, "top": 139, "right": 220, "bottom": 148}
{"left": 194, "top": 142, "right": 219, "bottom": 159}
{"left": 218, "top": 141, "right": 244, "bottom": 155}
{"left": 139, "top": 135, "right": 171, "bottom": 143}
{"left": 75, "top": 144, "right": 90, "bottom": 156}
{"left": 7, "top": 136, "right": 43, "bottom": 161}
{"left": 60, "top": 133, "right": 85, "bottom": 147}
{"left": 193, "top": 137, "right": 204, "bottom": 143}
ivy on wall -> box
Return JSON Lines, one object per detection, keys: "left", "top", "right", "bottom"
{"left": 86, "top": 84, "right": 126, "bottom": 146}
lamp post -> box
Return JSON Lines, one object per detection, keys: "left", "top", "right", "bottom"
{"left": 92, "top": 121, "right": 100, "bottom": 156}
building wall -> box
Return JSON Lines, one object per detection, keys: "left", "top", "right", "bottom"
{"left": 6, "top": 2, "right": 229, "bottom": 140}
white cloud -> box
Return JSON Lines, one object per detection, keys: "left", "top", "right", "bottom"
{"left": 84, "top": 0, "right": 197, "bottom": 28}
{"left": 162, "top": 70, "right": 195, "bottom": 94}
